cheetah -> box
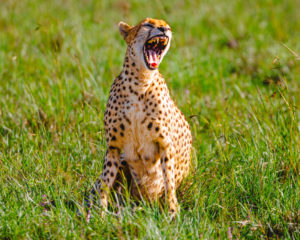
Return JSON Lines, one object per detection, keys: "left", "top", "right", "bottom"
{"left": 89, "top": 18, "right": 192, "bottom": 218}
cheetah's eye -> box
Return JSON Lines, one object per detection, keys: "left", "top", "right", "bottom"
{"left": 143, "top": 23, "right": 154, "bottom": 28}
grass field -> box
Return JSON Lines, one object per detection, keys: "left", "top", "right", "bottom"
{"left": 0, "top": 0, "right": 299, "bottom": 239}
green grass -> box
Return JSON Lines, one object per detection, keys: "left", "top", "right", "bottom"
{"left": 0, "top": 0, "right": 299, "bottom": 239}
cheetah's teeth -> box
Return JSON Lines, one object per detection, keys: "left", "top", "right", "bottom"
{"left": 144, "top": 35, "right": 168, "bottom": 69}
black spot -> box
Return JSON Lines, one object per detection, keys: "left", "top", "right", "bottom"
{"left": 164, "top": 157, "right": 169, "bottom": 162}
{"left": 120, "top": 124, "right": 125, "bottom": 130}
{"left": 110, "top": 172, "right": 114, "bottom": 177}
{"left": 113, "top": 128, "right": 117, "bottom": 132}
{"left": 147, "top": 122, "right": 153, "bottom": 130}
{"left": 109, "top": 146, "right": 118, "bottom": 150}
{"left": 125, "top": 70, "right": 128, "bottom": 75}
{"left": 111, "top": 136, "right": 116, "bottom": 141}
{"left": 132, "top": 62, "right": 135, "bottom": 66}
{"left": 155, "top": 127, "right": 159, "bottom": 132}
{"left": 124, "top": 116, "right": 131, "bottom": 124}
{"left": 107, "top": 161, "right": 112, "bottom": 167}
{"left": 141, "top": 117, "right": 147, "bottom": 124}
{"left": 120, "top": 132, "right": 124, "bottom": 137}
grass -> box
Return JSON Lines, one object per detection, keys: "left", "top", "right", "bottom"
{"left": 0, "top": 0, "right": 299, "bottom": 239}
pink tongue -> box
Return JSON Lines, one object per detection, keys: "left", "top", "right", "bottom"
{"left": 148, "top": 50, "right": 158, "bottom": 68}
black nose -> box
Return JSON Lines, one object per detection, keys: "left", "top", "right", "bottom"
{"left": 158, "top": 26, "right": 167, "bottom": 33}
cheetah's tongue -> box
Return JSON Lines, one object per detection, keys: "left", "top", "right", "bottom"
{"left": 148, "top": 50, "right": 158, "bottom": 68}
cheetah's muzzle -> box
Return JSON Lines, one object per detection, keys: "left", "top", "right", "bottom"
{"left": 143, "top": 35, "right": 169, "bottom": 70}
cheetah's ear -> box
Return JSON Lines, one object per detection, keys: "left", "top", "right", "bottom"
{"left": 119, "top": 21, "right": 132, "bottom": 40}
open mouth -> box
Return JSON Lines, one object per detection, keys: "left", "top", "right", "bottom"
{"left": 143, "top": 35, "right": 169, "bottom": 70}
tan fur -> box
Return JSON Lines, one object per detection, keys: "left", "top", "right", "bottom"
{"left": 91, "top": 18, "right": 192, "bottom": 218}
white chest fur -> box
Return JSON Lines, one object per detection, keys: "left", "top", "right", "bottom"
{"left": 123, "top": 96, "right": 159, "bottom": 174}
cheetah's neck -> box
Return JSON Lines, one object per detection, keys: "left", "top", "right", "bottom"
{"left": 121, "top": 51, "right": 160, "bottom": 93}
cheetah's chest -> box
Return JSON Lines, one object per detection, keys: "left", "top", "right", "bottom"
{"left": 122, "top": 97, "right": 162, "bottom": 184}
{"left": 123, "top": 99, "right": 156, "bottom": 161}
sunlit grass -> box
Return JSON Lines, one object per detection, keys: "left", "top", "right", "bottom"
{"left": 0, "top": 0, "right": 299, "bottom": 238}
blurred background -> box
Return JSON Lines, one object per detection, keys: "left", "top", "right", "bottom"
{"left": 1, "top": 0, "right": 299, "bottom": 121}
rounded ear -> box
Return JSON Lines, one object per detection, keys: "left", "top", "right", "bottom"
{"left": 119, "top": 21, "right": 132, "bottom": 40}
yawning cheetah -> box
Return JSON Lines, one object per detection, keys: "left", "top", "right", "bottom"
{"left": 89, "top": 18, "right": 192, "bottom": 218}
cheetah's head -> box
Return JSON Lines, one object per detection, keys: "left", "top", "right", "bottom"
{"left": 119, "top": 18, "right": 172, "bottom": 71}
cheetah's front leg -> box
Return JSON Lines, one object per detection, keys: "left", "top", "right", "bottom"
{"left": 89, "top": 147, "right": 120, "bottom": 217}
{"left": 161, "top": 146, "right": 179, "bottom": 218}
